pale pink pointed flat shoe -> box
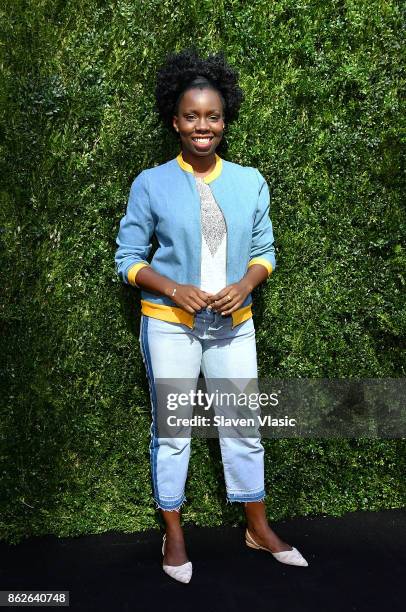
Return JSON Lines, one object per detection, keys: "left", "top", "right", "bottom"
{"left": 162, "top": 534, "right": 193, "bottom": 583}
{"left": 245, "top": 528, "right": 309, "bottom": 567}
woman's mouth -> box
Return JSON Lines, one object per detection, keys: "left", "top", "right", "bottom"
{"left": 191, "top": 136, "right": 214, "bottom": 149}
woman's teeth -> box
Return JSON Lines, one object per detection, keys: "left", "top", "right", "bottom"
{"left": 192, "top": 137, "right": 212, "bottom": 142}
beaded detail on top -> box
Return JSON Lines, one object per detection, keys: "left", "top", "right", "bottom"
{"left": 195, "top": 177, "right": 226, "bottom": 256}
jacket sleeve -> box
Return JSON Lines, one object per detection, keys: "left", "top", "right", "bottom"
{"left": 247, "top": 169, "right": 276, "bottom": 276}
{"left": 114, "top": 170, "right": 154, "bottom": 287}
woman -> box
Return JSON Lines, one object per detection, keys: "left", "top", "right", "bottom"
{"left": 115, "top": 49, "right": 308, "bottom": 583}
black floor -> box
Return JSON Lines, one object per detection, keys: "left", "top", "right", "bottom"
{"left": 0, "top": 508, "right": 404, "bottom": 612}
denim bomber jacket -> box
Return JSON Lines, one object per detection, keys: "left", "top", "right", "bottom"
{"left": 114, "top": 152, "right": 276, "bottom": 329}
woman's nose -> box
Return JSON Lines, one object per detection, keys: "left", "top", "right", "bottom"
{"left": 196, "top": 118, "right": 209, "bottom": 130}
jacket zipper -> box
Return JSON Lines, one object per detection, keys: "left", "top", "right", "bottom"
{"left": 189, "top": 176, "right": 202, "bottom": 329}
{"left": 192, "top": 177, "right": 202, "bottom": 289}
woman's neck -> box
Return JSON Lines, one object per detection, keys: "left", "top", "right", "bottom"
{"left": 180, "top": 149, "right": 217, "bottom": 177}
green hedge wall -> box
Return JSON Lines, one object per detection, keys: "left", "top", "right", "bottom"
{"left": 1, "top": 0, "right": 405, "bottom": 544}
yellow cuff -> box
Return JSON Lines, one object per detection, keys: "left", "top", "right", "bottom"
{"left": 141, "top": 300, "right": 195, "bottom": 328}
{"left": 127, "top": 262, "right": 150, "bottom": 287}
{"left": 247, "top": 258, "right": 273, "bottom": 275}
{"left": 231, "top": 304, "right": 252, "bottom": 329}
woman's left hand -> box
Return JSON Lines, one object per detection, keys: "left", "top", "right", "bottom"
{"left": 208, "top": 280, "right": 252, "bottom": 315}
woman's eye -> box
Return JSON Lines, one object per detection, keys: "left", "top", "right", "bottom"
{"left": 185, "top": 115, "right": 220, "bottom": 121}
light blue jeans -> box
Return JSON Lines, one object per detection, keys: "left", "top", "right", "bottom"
{"left": 139, "top": 307, "right": 265, "bottom": 511}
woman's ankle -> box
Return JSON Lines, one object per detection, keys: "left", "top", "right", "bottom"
{"left": 247, "top": 522, "right": 268, "bottom": 537}
{"left": 165, "top": 524, "right": 184, "bottom": 537}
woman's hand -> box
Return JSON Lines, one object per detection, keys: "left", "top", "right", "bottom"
{"left": 171, "top": 284, "right": 214, "bottom": 314}
{"left": 208, "top": 279, "right": 253, "bottom": 316}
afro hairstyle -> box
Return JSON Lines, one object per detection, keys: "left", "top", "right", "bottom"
{"left": 154, "top": 47, "right": 244, "bottom": 133}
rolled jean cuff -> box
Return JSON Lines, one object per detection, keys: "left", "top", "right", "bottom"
{"left": 226, "top": 489, "right": 266, "bottom": 503}
{"left": 154, "top": 494, "right": 186, "bottom": 512}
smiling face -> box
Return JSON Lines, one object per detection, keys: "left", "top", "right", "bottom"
{"left": 172, "top": 87, "right": 225, "bottom": 158}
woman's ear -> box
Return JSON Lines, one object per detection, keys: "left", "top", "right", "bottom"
{"left": 172, "top": 117, "right": 179, "bottom": 132}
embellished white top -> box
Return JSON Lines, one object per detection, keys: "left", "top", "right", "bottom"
{"left": 195, "top": 176, "right": 227, "bottom": 295}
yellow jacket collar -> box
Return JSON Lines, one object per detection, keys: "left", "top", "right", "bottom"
{"left": 176, "top": 151, "right": 222, "bottom": 184}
